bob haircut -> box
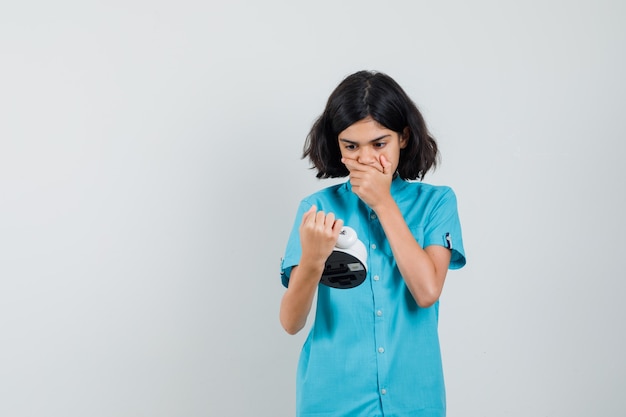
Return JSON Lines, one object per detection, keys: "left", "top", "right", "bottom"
{"left": 303, "top": 70, "right": 439, "bottom": 180}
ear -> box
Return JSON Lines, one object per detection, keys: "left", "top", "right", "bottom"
{"left": 400, "top": 127, "right": 410, "bottom": 149}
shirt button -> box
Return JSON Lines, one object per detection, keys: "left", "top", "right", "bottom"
{"left": 378, "top": 347, "right": 385, "bottom": 353}
{"left": 371, "top": 244, "right": 377, "bottom": 250}
{"left": 373, "top": 275, "right": 380, "bottom": 281}
{"left": 381, "top": 388, "right": 387, "bottom": 395}
{"left": 376, "top": 310, "right": 383, "bottom": 317}
{"left": 370, "top": 213, "right": 377, "bottom": 220}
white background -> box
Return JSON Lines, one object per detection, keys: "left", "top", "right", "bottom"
{"left": 1, "top": 1, "right": 625, "bottom": 416}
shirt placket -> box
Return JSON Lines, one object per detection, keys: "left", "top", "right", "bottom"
{"left": 368, "top": 209, "right": 391, "bottom": 411}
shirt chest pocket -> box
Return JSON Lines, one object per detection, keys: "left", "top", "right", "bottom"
{"left": 380, "top": 225, "right": 425, "bottom": 258}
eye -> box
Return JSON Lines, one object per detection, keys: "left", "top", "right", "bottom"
{"left": 373, "top": 142, "right": 386, "bottom": 148}
{"left": 343, "top": 143, "right": 357, "bottom": 151}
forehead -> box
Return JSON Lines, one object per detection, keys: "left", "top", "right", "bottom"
{"left": 339, "top": 117, "right": 393, "bottom": 141}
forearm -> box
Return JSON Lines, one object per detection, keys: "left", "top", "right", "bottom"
{"left": 279, "top": 262, "right": 323, "bottom": 334}
{"left": 374, "top": 200, "right": 444, "bottom": 307}
{"left": 280, "top": 206, "right": 343, "bottom": 334}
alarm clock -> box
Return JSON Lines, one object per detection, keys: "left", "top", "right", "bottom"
{"left": 320, "top": 226, "right": 368, "bottom": 289}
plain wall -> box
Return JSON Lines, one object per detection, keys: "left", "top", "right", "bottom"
{"left": 1, "top": 1, "right": 625, "bottom": 415}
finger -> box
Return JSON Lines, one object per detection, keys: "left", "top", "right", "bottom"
{"left": 370, "top": 159, "right": 384, "bottom": 173}
{"left": 341, "top": 157, "right": 366, "bottom": 172}
{"left": 315, "top": 210, "right": 326, "bottom": 227}
{"left": 325, "top": 211, "right": 336, "bottom": 230}
{"left": 380, "top": 155, "right": 392, "bottom": 174}
{"left": 344, "top": 162, "right": 370, "bottom": 179}
{"left": 343, "top": 157, "right": 383, "bottom": 174}
{"left": 301, "top": 205, "right": 317, "bottom": 225}
{"left": 332, "top": 218, "right": 344, "bottom": 235}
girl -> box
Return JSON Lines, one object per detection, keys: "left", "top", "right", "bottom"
{"left": 279, "top": 70, "right": 466, "bottom": 417}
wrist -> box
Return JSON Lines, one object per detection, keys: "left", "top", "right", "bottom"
{"left": 296, "top": 256, "right": 326, "bottom": 278}
{"left": 370, "top": 194, "right": 396, "bottom": 214}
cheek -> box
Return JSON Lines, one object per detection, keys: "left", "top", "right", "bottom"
{"left": 384, "top": 150, "right": 401, "bottom": 167}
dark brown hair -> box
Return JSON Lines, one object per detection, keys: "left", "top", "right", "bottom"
{"left": 303, "top": 70, "right": 439, "bottom": 180}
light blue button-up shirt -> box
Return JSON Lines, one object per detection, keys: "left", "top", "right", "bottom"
{"left": 281, "top": 177, "right": 466, "bottom": 417}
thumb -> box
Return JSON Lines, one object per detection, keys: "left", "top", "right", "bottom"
{"left": 380, "top": 155, "right": 392, "bottom": 174}
{"left": 301, "top": 205, "right": 317, "bottom": 224}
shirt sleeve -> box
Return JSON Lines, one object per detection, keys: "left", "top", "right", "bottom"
{"left": 422, "top": 187, "right": 466, "bottom": 270}
{"left": 280, "top": 199, "right": 314, "bottom": 287}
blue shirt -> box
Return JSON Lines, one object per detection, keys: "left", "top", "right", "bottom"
{"left": 281, "top": 177, "right": 466, "bottom": 417}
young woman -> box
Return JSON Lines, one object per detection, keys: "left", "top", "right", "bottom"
{"left": 280, "top": 70, "right": 466, "bottom": 417}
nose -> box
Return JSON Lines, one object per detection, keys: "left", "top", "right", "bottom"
{"left": 357, "top": 147, "right": 377, "bottom": 165}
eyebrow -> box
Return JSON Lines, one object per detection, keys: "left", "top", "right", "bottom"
{"left": 339, "top": 134, "right": 391, "bottom": 145}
